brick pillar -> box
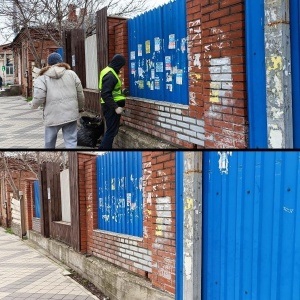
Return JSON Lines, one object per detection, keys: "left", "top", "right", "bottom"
{"left": 84, "top": 157, "right": 98, "bottom": 255}
{"left": 24, "top": 180, "right": 34, "bottom": 231}
{"left": 150, "top": 151, "right": 176, "bottom": 295}
{"left": 78, "top": 153, "right": 97, "bottom": 254}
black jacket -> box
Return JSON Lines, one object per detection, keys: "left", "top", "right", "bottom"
{"left": 100, "top": 54, "right": 126, "bottom": 110}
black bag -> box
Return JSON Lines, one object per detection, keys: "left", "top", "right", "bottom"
{"left": 77, "top": 116, "right": 104, "bottom": 148}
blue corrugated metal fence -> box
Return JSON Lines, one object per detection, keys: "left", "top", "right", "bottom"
{"left": 96, "top": 152, "right": 143, "bottom": 237}
{"left": 203, "top": 151, "right": 300, "bottom": 300}
{"left": 245, "top": 0, "right": 268, "bottom": 148}
{"left": 176, "top": 152, "right": 184, "bottom": 300}
{"left": 128, "top": 0, "right": 188, "bottom": 104}
{"left": 33, "top": 180, "right": 40, "bottom": 218}
{"left": 290, "top": 0, "right": 300, "bottom": 147}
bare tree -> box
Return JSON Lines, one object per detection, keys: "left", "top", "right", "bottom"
{"left": 0, "top": 151, "right": 71, "bottom": 198}
{"left": 0, "top": 0, "right": 149, "bottom": 56}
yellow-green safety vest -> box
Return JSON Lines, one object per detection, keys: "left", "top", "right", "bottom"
{"left": 99, "top": 67, "right": 125, "bottom": 104}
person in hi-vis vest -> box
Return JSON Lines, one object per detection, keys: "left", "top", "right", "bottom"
{"left": 98, "top": 54, "right": 126, "bottom": 149}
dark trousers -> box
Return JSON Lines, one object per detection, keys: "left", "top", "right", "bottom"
{"left": 99, "top": 104, "right": 121, "bottom": 149}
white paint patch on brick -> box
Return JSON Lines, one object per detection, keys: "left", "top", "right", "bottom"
{"left": 157, "top": 170, "right": 169, "bottom": 182}
{"left": 194, "top": 53, "right": 201, "bottom": 69}
{"left": 189, "top": 92, "right": 197, "bottom": 106}
{"left": 211, "top": 27, "right": 223, "bottom": 35}
{"left": 157, "top": 111, "right": 205, "bottom": 145}
{"left": 209, "top": 57, "right": 233, "bottom": 103}
{"left": 156, "top": 196, "right": 171, "bottom": 204}
{"left": 147, "top": 192, "right": 152, "bottom": 204}
{"left": 118, "top": 245, "right": 152, "bottom": 273}
{"left": 143, "top": 169, "right": 152, "bottom": 181}
{"left": 188, "top": 19, "right": 202, "bottom": 45}
{"left": 156, "top": 196, "right": 172, "bottom": 237}
{"left": 158, "top": 257, "right": 175, "bottom": 281}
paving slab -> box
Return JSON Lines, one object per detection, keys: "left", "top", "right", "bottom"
{"left": 0, "top": 227, "right": 98, "bottom": 300}
{"left": 0, "top": 96, "right": 67, "bottom": 149}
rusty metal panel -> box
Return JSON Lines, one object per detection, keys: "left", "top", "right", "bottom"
{"left": 203, "top": 151, "right": 300, "bottom": 300}
{"left": 39, "top": 162, "right": 50, "bottom": 238}
{"left": 71, "top": 29, "right": 86, "bottom": 88}
{"left": 63, "top": 30, "right": 72, "bottom": 66}
{"left": 96, "top": 152, "right": 143, "bottom": 237}
{"left": 96, "top": 7, "right": 108, "bottom": 75}
{"left": 51, "top": 221, "right": 72, "bottom": 246}
{"left": 83, "top": 89, "right": 101, "bottom": 114}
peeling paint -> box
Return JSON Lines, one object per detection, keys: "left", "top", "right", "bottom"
{"left": 283, "top": 206, "right": 294, "bottom": 214}
{"left": 218, "top": 152, "right": 232, "bottom": 175}
{"left": 269, "top": 125, "right": 283, "bottom": 148}
{"left": 267, "top": 56, "right": 283, "bottom": 71}
{"left": 111, "top": 178, "right": 115, "bottom": 190}
{"left": 185, "top": 198, "right": 193, "bottom": 210}
{"left": 155, "top": 224, "right": 163, "bottom": 236}
{"left": 102, "top": 215, "right": 110, "bottom": 221}
{"left": 189, "top": 73, "right": 201, "bottom": 80}
{"left": 184, "top": 256, "right": 192, "bottom": 280}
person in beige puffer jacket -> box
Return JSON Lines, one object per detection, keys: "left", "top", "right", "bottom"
{"left": 31, "top": 52, "right": 85, "bottom": 148}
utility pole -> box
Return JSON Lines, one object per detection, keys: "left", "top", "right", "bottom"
{"left": 3, "top": 50, "right": 6, "bottom": 86}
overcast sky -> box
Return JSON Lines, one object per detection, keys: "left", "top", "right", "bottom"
{"left": 0, "top": 0, "right": 173, "bottom": 44}
{"left": 150, "top": 0, "right": 171, "bottom": 7}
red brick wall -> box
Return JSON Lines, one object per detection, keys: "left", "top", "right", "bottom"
{"left": 78, "top": 151, "right": 176, "bottom": 295}
{"left": 115, "top": 21, "right": 129, "bottom": 88}
{"left": 188, "top": 0, "right": 247, "bottom": 148}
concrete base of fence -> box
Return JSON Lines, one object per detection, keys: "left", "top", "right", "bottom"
{"left": 11, "top": 222, "right": 22, "bottom": 238}
{"left": 28, "top": 230, "right": 174, "bottom": 300}
{"left": 114, "top": 125, "right": 178, "bottom": 149}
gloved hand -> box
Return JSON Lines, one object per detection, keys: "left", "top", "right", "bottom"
{"left": 115, "top": 107, "right": 124, "bottom": 114}
{"left": 122, "top": 88, "right": 130, "bottom": 96}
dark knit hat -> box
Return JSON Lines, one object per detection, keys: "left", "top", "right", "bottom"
{"left": 108, "top": 54, "right": 126, "bottom": 73}
{"left": 47, "top": 53, "right": 63, "bottom": 65}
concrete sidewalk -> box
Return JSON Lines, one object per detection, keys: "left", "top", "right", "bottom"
{"left": 0, "top": 96, "right": 65, "bottom": 149}
{"left": 0, "top": 227, "right": 98, "bottom": 299}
